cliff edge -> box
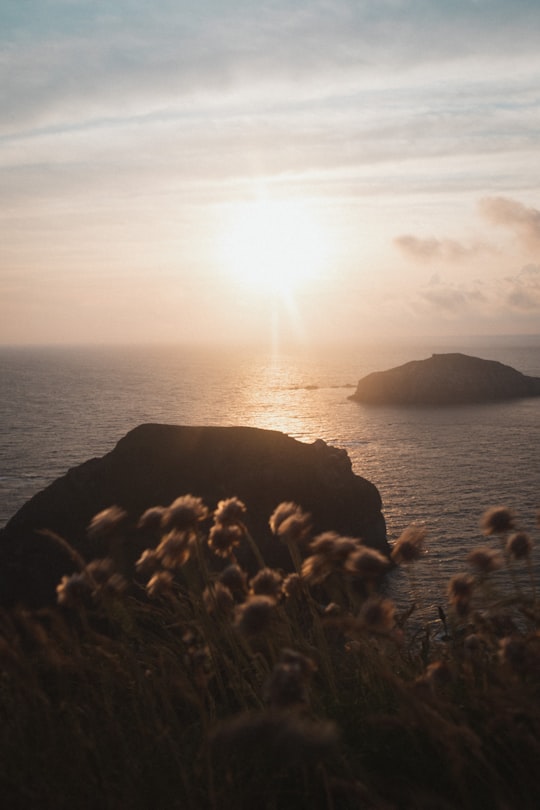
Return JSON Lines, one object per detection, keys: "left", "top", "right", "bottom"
{"left": 349, "top": 353, "right": 540, "bottom": 406}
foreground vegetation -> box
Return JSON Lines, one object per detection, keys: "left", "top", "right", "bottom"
{"left": 1, "top": 498, "right": 539, "bottom": 809}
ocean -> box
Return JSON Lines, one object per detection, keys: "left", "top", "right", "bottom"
{"left": 1, "top": 338, "right": 539, "bottom": 623}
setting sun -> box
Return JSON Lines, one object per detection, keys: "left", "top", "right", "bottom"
{"left": 218, "top": 199, "right": 332, "bottom": 295}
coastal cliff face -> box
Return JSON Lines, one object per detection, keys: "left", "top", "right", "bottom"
{"left": 349, "top": 353, "right": 540, "bottom": 406}
{"left": 0, "top": 424, "right": 387, "bottom": 606}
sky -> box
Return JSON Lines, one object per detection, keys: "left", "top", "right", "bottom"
{"left": 1, "top": 0, "right": 540, "bottom": 347}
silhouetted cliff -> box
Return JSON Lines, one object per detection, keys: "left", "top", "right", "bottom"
{"left": 0, "top": 424, "right": 387, "bottom": 606}
{"left": 349, "top": 353, "right": 540, "bottom": 406}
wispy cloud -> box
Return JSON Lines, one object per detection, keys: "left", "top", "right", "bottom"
{"left": 417, "top": 274, "right": 487, "bottom": 315}
{"left": 394, "top": 235, "right": 488, "bottom": 262}
{"left": 479, "top": 197, "right": 540, "bottom": 252}
{"left": 2, "top": 1, "right": 540, "bottom": 135}
{"left": 504, "top": 264, "right": 540, "bottom": 311}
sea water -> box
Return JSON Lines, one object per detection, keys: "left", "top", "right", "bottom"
{"left": 1, "top": 339, "right": 539, "bottom": 622}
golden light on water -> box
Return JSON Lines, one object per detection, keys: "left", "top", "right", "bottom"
{"left": 217, "top": 198, "right": 333, "bottom": 297}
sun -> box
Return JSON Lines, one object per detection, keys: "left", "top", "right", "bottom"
{"left": 218, "top": 198, "right": 331, "bottom": 295}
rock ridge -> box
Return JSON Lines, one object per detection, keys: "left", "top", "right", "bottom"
{"left": 0, "top": 424, "right": 388, "bottom": 606}
{"left": 349, "top": 353, "right": 540, "bottom": 406}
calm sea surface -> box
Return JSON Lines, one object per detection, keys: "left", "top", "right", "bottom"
{"left": 1, "top": 339, "right": 539, "bottom": 622}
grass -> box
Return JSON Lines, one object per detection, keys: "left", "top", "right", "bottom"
{"left": 0, "top": 498, "right": 539, "bottom": 809}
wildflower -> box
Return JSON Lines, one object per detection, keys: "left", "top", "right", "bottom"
{"left": 310, "top": 532, "right": 359, "bottom": 562}
{"left": 250, "top": 567, "right": 283, "bottom": 599}
{"left": 135, "top": 548, "right": 160, "bottom": 578}
{"left": 309, "top": 531, "right": 341, "bottom": 556}
{"left": 391, "top": 524, "right": 426, "bottom": 564}
{"left": 279, "top": 648, "right": 317, "bottom": 678}
{"left": 210, "top": 710, "right": 338, "bottom": 766}
{"left": 507, "top": 531, "right": 533, "bottom": 560}
{"left": 467, "top": 546, "right": 504, "bottom": 574}
{"left": 146, "top": 570, "right": 174, "bottom": 600}
{"left": 85, "top": 558, "right": 127, "bottom": 597}
{"left": 498, "top": 636, "right": 529, "bottom": 674}
{"left": 234, "top": 595, "right": 276, "bottom": 637}
{"left": 56, "top": 573, "right": 92, "bottom": 608}
{"left": 448, "top": 573, "right": 475, "bottom": 601}
{"left": 203, "top": 582, "right": 235, "bottom": 616}
{"left": 301, "top": 553, "right": 333, "bottom": 586}
{"left": 480, "top": 506, "right": 514, "bottom": 536}
{"left": 207, "top": 523, "right": 243, "bottom": 558}
{"left": 161, "top": 495, "right": 208, "bottom": 532}
{"left": 447, "top": 573, "right": 475, "bottom": 616}
{"left": 269, "top": 502, "right": 311, "bottom": 545}
{"left": 263, "top": 649, "right": 316, "bottom": 708}
{"left": 213, "top": 497, "right": 247, "bottom": 526}
{"left": 184, "top": 644, "right": 213, "bottom": 691}
{"left": 282, "top": 572, "right": 302, "bottom": 598}
{"left": 507, "top": 633, "right": 540, "bottom": 676}
{"left": 464, "top": 633, "right": 485, "bottom": 656}
{"left": 218, "top": 564, "right": 248, "bottom": 597}
{"left": 137, "top": 506, "right": 167, "bottom": 533}
{"left": 424, "top": 660, "right": 452, "bottom": 689}
{"left": 345, "top": 547, "right": 389, "bottom": 582}
{"left": 156, "top": 530, "right": 191, "bottom": 570}
{"left": 86, "top": 505, "right": 128, "bottom": 540}
{"left": 358, "top": 596, "right": 396, "bottom": 633}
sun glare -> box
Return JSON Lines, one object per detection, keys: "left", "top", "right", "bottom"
{"left": 218, "top": 199, "right": 331, "bottom": 295}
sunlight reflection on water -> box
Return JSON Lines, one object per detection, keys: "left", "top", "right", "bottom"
{"left": 1, "top": 341, "right": 539, "bottom": 621}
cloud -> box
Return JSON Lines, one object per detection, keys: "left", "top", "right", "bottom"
{"left": 479, "top": 197, "right": 540, "bottom": 252}
{"left": 394, "top": 235, "right": 487, "bottom": 262}
{"left": 417, "top": 275, "right": 487, "bottom": 315}
{"left": 2, "top": 1, "right": 540, "bottom": 134}
{"left": 504, "top": 264, "right": 540, "bottom": 311}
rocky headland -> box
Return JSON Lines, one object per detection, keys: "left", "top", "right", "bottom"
{"left": 349, "top": 352, "right": 540, "bottom": 406}
{"left": 0, "top": 424, "right": 387, "bottom": 606}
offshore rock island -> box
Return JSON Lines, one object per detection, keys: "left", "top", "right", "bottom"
{"left": 0, "top": 424, "right": 387, "bottom": 607}
{"left": 349, "top": 352, "right": 540, "bottom": 406}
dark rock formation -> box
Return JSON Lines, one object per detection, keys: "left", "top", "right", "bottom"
{"left": 349, "top": 353, "right": 540, "bottom": 406}
{"left": 0, "top": 424, "right": 387, "bottom": 607}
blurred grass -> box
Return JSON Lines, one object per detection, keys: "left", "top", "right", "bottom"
{"left": 1, "top": 498, "right": 539, "bottom": 809}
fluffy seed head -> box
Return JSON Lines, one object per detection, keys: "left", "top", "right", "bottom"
{"left": 203, "top": 582, "right": 235, "bottom": 616}
{"left": 391, "top": 524, "right": 426, "bottom": 564}
{"left": 263, "top": 652, "right": 315, "bottom": 708}
{"left": 207, "top": 523, "right": 243, "bottom": 558}
{"left": 480, "top": 506, "right": 514, "bottom": 536}
{"left": 359, "top": 596, "right": 396, "bottom": 633}
{"left": 161, "top": 495, "right": 208, "bottom": 532}
{"left": 250, "top": 567, "right": 283, "bottom": 599}
{"left": 210, "top": 710, "right": 339, "bottom": 766}
{"left": 269, "top": 502, "right": 311, "bottom": 545}
{"left": 234, "top": 595, "right": 276, "bottom": 637}
{"left": 156, "top": 530, "right": 192, "bottom": 570}
{"left": 467, "top": 546, "right": 504, "bottom": 574}
{"left": 137, "top": 506, "right": 166, "bottom": 533}
{"left": 282, "top": 572, "right": 302, "bottom": 598}
{"left": 301, "top": 553, "right": 333, "bottom": 586}
{"left": 218, "top": 564, "right": 248, "bottom": 596}
{"left": 87, "top": 505, "right": 128, "bottom": 540}
{"left": 85, "top": 558, "right": 127, "bottom": 597}
{"left": 310, "top": 532, "right": 359, "bottom": 562}
{"left": 213, "top": 497, "right": 247, "bottom": 526}
{"left": 345, "top": 547, "right": 389, "bottom": 581}
{"left": 507, "top": 531, "right": 533, "bottom": 560}
{"left": 56, "top": 573, "right": 92, "bottom": 608}
{"left": 448, "top": 573, "right": 475, "bottom": 600}
{"left": 146, "top": 570, "right": 174, "bottom": 600}
{"left": 135, "top": 548, "right": 160, "bottom": 578}
{"left": 424, "top": 660, "right": 452, "bottom": 688}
